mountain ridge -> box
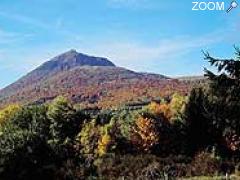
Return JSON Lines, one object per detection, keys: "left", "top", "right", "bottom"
{"left": 0, "top": 50, "right": 189, "bottom": 109}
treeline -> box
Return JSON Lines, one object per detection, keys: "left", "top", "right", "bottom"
{"left": 0, "top": 48, "right": 240, "bottom": 179}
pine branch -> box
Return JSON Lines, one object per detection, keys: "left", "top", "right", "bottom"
{"left": 203, "top": 50, "right": 239, "bottom": 77}
{"left": 234, "top": 45, "right": 240, "bottom": 60}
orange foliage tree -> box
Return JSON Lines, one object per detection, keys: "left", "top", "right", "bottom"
{"left": 148, "top": 102, "right": 172, "bottom": 121}
{"left": 131, "top": 114, "right": 160, "bottom": 152}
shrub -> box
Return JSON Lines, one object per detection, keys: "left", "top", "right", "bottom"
{"left": 95, "top": 154, "right": 191, "bottom": 179}
{"left": 189, "top": 151, "right": 222, "bottom": 177}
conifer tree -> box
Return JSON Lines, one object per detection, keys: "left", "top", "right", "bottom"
{"left": 204, "top": 47, "right": 240, "bottom": 135}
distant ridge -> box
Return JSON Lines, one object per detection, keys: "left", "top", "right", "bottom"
{"left": 177, "top": 75, "right": 206, "bottom": 81}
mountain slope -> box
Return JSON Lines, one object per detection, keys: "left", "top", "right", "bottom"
{"left": 0, "top": 50, "right": 190, "bottom": 109}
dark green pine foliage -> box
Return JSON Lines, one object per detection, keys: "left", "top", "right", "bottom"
{"left": 184, "top": 88, "right": 215, "bottom": 154}
{"left": 184, "top": 47, "right": 240, "bottom": 155}
{"left": 203, "top": 47, "right": 240, "bottom": 137}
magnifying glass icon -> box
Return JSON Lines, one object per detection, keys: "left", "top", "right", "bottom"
{"left": 227, "top": 1, "right": 238, "bottom": 13}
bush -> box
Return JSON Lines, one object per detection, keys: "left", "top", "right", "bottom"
{"left": 95, "top": 154, "right": 191, "bottom": 179}
{"left": 189, "top": 151, "right": 221, "bottom": 177}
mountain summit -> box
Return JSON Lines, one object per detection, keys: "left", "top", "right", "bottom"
{"left": 37, "top": 49, "right": 116, "bottom": 72}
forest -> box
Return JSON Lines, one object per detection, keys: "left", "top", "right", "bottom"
{"left": 1, "top": 48, "right": 240, "bottom": 179}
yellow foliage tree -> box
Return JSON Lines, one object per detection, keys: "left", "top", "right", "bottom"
{"left": 169, "top": 93, "right": 186, "bottom": 122}
{"left": 97, "top": 133, "right": 111, "bottom": 157}
{"left": 77, "top": 120, "right": 100, "bottom": 156}
{"left": 97, "top": 119, "right": 118, "bottom": 157}
{"left": 148, "top": 94, "right": 186, "bottom": 123}
{"left": 77, "top": 119, "right": 117, "bottom": 157}
{"left": 0, "top": 104, "right": 21, "bottom": 125}
{"left": 170, "top": 93, "right": 186, "bottom": 115}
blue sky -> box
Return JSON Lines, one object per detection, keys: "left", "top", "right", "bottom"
{"left": 0, "top": 0, "right": 240, "bottom": 88}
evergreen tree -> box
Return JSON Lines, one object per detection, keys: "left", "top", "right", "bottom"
{"left": 203, "top": 47, "right": 240, "bottom": 153}
{"left": 184, "top": 88, "right": 215, "bottom": 154}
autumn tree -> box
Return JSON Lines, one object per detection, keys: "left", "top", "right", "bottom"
{"left": 98, "top": 133, "right": 111, "bottom": 157}
{"left": 131, "top": 112, "right": 160, "bottom": 153}
{"left": 169, "top": 93, "right": 186, "bottom": 122}
{"left": 77, "top": 119, "right": 100, "bottom": 156}
{"left": 0, "top": 104, "right": 21, "bottom": 126}
{"left": 148, "top": 102, "right": 172, "bottom": 121}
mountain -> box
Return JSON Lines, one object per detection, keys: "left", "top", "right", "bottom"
{"left": 0, "top": 50, "right": 115, "bottom": 96}
{"left": 0, "top": 50, "right": 190, "bottom": 109}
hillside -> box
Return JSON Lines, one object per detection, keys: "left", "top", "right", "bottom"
{"left": 0, "top": 50, "right": 190, "bottom": 109}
